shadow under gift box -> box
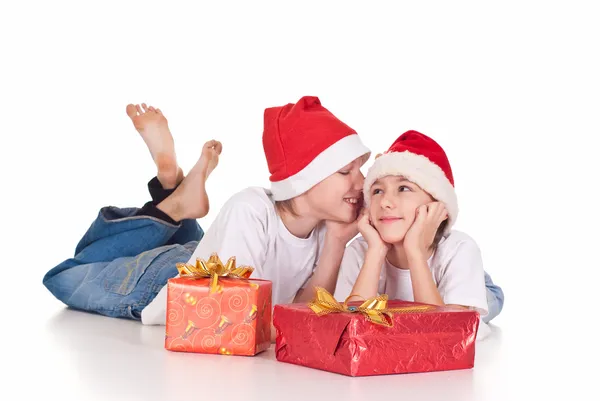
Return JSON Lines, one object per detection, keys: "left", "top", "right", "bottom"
{"left": 165, "top": 276, "right": 272, "bottom": 356}
{"left": 273, "top": 300, "right": 480, "bottom": 376}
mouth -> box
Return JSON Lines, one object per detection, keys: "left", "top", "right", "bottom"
{"left": 379, "top": 216, "right": 402, "bottom": 224}
{"left": 343, "top": 196, "right": 361, "bottom": 206}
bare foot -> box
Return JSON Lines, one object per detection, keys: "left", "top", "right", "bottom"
{"left": 126, "top": 103, "right": 183, "bottom": 189}
{"left": 196, "top": 139, "right": 222, "bottom": 179}
{"left": 157, "top": 140, "right": 223, "bottom": 221}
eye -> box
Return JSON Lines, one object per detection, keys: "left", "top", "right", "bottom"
{"left": 399, "top": 185, "right": 412, "bottom": 192}
{"left": 338, "top": 171, "right": 350, "bottom": 176}
{"left": 372, "top": 188, "right": 382, "bottom": 195}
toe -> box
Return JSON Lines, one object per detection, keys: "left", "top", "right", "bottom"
{"left": 204, "top": 139, "right": 219, "bottom": 149}
{"left": 142, "top": 103, "right": 149, "bottom": 112}
{"left": 126, "top": 104, "right": 137, "bottom": 118}
{"left": 136, "top": 104, "right": 143, "bottom": 115}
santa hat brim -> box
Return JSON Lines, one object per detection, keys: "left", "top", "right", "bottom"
{"left": 270, "top": 134, "right": 371, "bottom": 200}
{"left": 363, "top": 151, "right": 458, "bottom": 234}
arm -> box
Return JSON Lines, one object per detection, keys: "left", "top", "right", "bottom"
{"left": 348, "top": 247, "right": 387, "bottom": 300}
{"left": 281, "top": 231, "right": 348, "bottom": 342}
{"left": 342, "top": 210, "right": 389, "bottom": 301}
{"left": 407, "top": 254, "right": 444, "bottom": 305}
{"left": 293, "top": 232, "right": 347, "bottom": 302}
{"left": 404, "top": 204, "right": 487, "bottom": 313}
{"left": 403, "top": 202, "right": 448, "bottom": 306}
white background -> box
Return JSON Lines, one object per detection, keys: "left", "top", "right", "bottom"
{"left": 2, "top": 1, "right": 599, "bottom": 400}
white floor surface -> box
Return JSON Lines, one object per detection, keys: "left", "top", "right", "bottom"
{"left": 4, "top": 288, "right": 594, "bottom": 401}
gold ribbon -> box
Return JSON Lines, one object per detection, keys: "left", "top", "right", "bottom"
{"left": 176, "top": 253, "right": 254, "bottom": 294}
{"left": 308, "top": 287, "right": 434, "bottom": 327}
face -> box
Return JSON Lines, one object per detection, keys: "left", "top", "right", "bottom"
{"left": 369, "top": 175, "right": 434, "bottom": 243}
{"left": 302, "top": 155, "right": 368, "bottom": 223}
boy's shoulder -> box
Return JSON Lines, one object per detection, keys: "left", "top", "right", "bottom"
{"left": 223, "top": 186, "right": 277, "bottom": 214}
{"left": 210, "top": 187, "right": 279, "bottom": 233}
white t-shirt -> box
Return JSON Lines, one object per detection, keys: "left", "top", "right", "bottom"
{"left": 333, "top": 230, "right": 491, "bottom": 339}
{"left": 141, "top": 187, "right": 326, "bottom": 325}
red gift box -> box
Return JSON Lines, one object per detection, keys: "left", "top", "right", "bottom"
{"left": 165, "top": 254, "right": 272, "bottom": 356}
{"left": 273, "top": 289, "right": 480, "bottom": 376}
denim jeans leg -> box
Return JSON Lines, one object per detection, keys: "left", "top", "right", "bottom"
{"left": 43, "top": 206, "right": 203, "bottom": 319}
{"left": 483, "top": 271, "right": 505, "bottom": 323}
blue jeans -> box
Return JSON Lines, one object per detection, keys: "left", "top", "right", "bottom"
{"left": 43, "top": 206, "right": 203, "bottom": 320}
{"left": 484, "top": 271, "right": 504, "bottom": 323}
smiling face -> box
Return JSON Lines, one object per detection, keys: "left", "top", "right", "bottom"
{"left": 368, "top": 175, "right": 435, "bottom": 243}
{"left": 302, "top": 156, "right": 368, "bottom": 223}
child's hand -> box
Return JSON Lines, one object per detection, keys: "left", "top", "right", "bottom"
{"left": 358, "top": 209, "right": 390, "bottom": 254}
{"left": 325, "top": 217, "right": 360, "bottom": 245}
{"left": 325, "top": 197, "right": 364, "bottom": 244}
{"left": 404, "top": 202, "right": 448, "bottom": 260}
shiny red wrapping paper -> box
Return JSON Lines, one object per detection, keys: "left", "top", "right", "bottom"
{"left": 274, "top": 301, "right": 480, "bottom": 376}
{"left": 165, "top": 277, "right": 272, "bottom": 356}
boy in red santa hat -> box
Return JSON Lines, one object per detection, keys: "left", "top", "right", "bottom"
{"left": 43, "top": 96, "right": 371, "bottom": 331}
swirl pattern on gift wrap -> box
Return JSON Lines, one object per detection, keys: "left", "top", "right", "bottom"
{"left": 167, "top": 301, "right": 185, "bottom": 327}
{"left": 166, "top": 336, "right": 193, "bottom": 351}
{"left": 168, "top": 283, "right": 185, "bottom": 302}
{"left": 223, "top": 287, "right": 250, "bottom": 313}
{"left": 231, "top": 323, "right": 255, "bottom": 349}
{"left": 191, "top": 328, "right": 221, "bottom": 352}
{"left": 195, "top": 297, "right": 221, "bottom": 327}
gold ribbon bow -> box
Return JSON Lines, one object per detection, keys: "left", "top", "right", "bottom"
{"left": 308, "top": 287, "right": 434, "bottom": 327}
{"left": 176, "top": 253, "right": 254, "bottom": 293}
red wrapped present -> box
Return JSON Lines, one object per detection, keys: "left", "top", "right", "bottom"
{"left": 274, "top": 288, "right": 480, "bottom": 376}
{"left": 165, "top": 253, "right": 272, "bottom": 356}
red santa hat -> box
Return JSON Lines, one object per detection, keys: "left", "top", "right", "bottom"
{"left": 363, "top": 130, "right": 458, "bottom": 233}
{"left": 263, "top": 96, "right": 371, "bottom": 200}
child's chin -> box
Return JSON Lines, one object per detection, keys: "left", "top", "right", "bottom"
{"left": 334, "top": 207, "right": 359, "bottom": 223}
{"left": 326, "top": 211, "right": 355, "bottom": 224}
{"left": 380, "top": 231, "right": 406, "bottom": 244}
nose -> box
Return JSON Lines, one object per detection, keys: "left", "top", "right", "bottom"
{"left": 380, "top": 191, "right": 394, "bottom": 209}
{"left": 353, "top": 170, "right": 365, "bottom": 191}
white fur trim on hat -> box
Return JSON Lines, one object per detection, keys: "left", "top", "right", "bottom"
{"left": 363, "top": 151, "right": 458, "bottom": 234}
{"left": 270, "top": 134, "right": 370, "bottom": 201}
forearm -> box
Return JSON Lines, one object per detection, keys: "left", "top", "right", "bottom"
{"left": 348, "top": 248, "right": 387, "bottom": 300}
{"left": 408, "top": 255, "right": 444, "bottom": 305}
{"left": 294, "top": 236, "right": 346, "bottom": 303}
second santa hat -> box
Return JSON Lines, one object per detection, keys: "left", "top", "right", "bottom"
{"left": 363, "top": 130, "right": 459, "bottom": 234}
{"left": 263, "top": 96, "right": 371, "bottom": 200}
